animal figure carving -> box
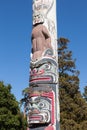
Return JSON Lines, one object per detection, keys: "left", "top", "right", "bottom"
{"left": 32, "top": 24, "right": 52, "bottom": 60}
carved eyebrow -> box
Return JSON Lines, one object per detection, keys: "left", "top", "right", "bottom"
{"left": 29, "top": 97, "right": 40, "bottom": 103}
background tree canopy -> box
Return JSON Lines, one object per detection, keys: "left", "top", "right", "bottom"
{"left": 58, "top": 37, "right": 87, "bottom": 130}
{"left": 0, "top": 81, "right": 27, "bottom": 130}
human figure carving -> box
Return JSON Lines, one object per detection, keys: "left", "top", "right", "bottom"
{"left": 31, "top": 24, "right": 52, "bottom": 60}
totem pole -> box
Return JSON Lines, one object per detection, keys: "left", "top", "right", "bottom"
{"left": 26, "top": 0, "right": 60, "bottom": 130}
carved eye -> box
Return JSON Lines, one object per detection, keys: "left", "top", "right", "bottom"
{"left": 45, "top": 64, "right": 51, "bottom": 70}
{"left": 38, "top": 102, "right": 45, "bottom": 108}
{"left": 33, "top": 68, "right": 37, "bottom": 74}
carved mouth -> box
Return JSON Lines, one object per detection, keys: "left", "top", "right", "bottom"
{"left": 29, "top": 115, "right": 42, "bottom": 122}
{"left": 30, "top": 75, "right": 54, "bottom": 83}
{"left": 28, "top": 111, "right": 50, "bottom": 124}
{"left": 30, "top": 77, "right": 51, "bottom": 82}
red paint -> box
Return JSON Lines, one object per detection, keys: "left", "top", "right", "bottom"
{"left": 29, "top": 91, "right": 55, "bottom": 124}
{"left": 30, "top": 69, "right": 45, "bottom": 76}
{"left": 29, "top": 116, "right": 42, "bottom": 121}
{"left": 30, "top": 77, "right": 51, "bottom": 82}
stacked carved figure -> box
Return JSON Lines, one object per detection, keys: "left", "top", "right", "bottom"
{"left": 26, "top": 0, "right": 60, "bottom": 130}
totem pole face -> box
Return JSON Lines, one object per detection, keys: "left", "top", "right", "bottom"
{"left": 27, "top": 96, "right": 51, "bottom": 125}
{"left": 33, "top": 11, "right": 44, "bottom": 25}
{"left": 30, "top": 58, "right": 58, "bottom": 84}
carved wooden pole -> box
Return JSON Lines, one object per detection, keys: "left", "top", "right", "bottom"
{"left": 26, "top": 0, "right": 60, "bottom": 129}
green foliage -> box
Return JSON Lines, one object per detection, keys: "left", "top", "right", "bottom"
{"left": 0, "top": 81, "right": 27, "bottom": 130}
{"left": 58, "top": 37, "right": 87, "bottom": 130}
{"left": 83, "top": 86, "right": 87, "bottom": 101}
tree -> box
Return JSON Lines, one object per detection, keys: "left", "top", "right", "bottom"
{"left": 83, "top": 85, "right": 87, "bottom": 101}
{"left": 58, "top": 37, "right": 87, "bottom": 130}
{"left": 0, "top": 81, "right": 27, "bottom": 130}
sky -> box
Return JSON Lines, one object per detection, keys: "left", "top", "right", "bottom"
{"left": 0, "top": 0, "right": 87, "bottom": 102}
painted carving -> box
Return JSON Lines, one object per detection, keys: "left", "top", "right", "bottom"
{"left": 28, "top": 96, "right": 51, "bottom": 124}
{"left": 27, "top": 0, "right": 60, "bottom": 130}
{"left": 30, "top": 58, "right": 58, "bottom": 84}
{"left": 32, "top": 0, "right": 57, "bottom": 59}
{"left": 33, "top": 0, "right": 54, "bottom": 16}
{"left": 25, "top": 88, "right": 55, "bottom": 130}
{"left": 33, "top": 11, "right": 45, "bottom": 25}
{"left": 31, "top": 24, "right": 52, "bottom": 61}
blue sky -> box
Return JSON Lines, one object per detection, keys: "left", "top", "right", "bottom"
{"left": 0, "top": 0, "right": 87, "bottom": 101}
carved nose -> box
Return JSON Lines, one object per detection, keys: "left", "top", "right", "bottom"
{"left": 32, "top": 109, "right": 39, "bottom": 114}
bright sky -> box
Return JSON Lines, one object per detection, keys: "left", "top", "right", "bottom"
{"left": 0, "top": 0, "right": 87, "bottom": 101}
